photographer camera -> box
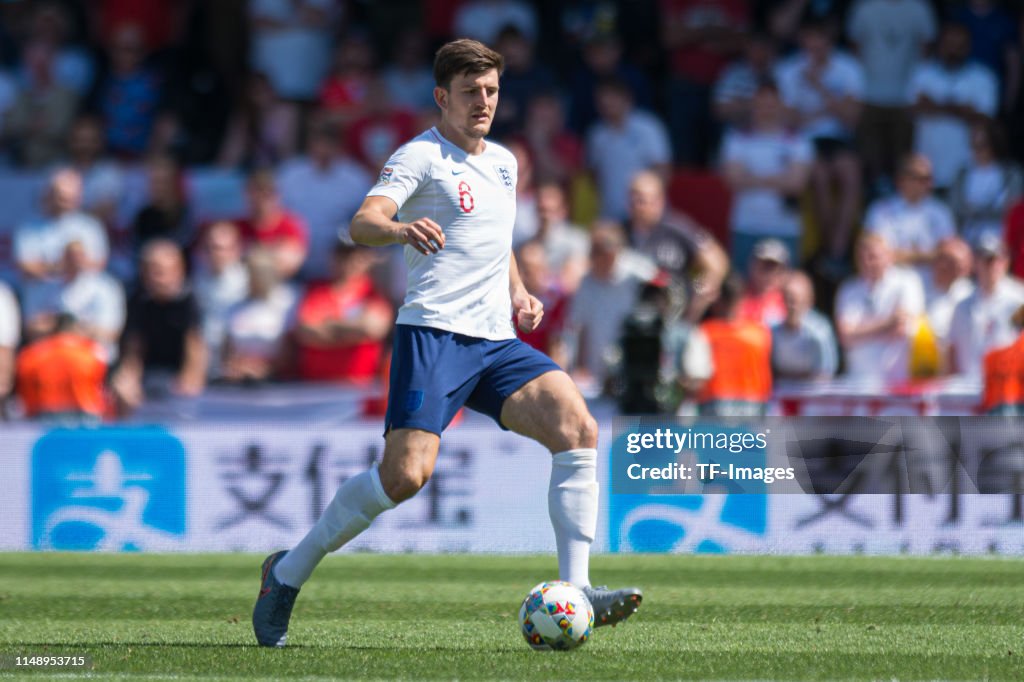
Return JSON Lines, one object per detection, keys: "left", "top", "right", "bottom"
{"left": 615, "top": 275, "right": 713, "bottom": 415}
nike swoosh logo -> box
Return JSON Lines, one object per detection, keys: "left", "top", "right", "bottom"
{"left": 451, "top": 169, "right": 467, "bottom": 175}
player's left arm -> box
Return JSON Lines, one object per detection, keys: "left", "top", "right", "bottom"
{"left": 509, "top": 253, "right": 544, "bottom": 333}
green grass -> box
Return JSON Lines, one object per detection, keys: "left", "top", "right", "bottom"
{"left": 0, "top": 553, "right": 1022, "bottom": 681}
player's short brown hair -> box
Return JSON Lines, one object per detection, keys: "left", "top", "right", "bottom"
{"left": 433, "top": 39, "right": 504, "bottom": 89}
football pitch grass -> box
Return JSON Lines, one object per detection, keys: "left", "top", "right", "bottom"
{"left": 0, "top": 553, "right": 1022, "bottom": 681}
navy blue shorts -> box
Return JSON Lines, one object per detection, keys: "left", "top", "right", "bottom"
{"left": 384, "top": 324, "right": 562, "bottom": 435}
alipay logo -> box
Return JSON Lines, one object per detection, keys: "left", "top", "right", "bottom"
{"left": 609, "top": 494, "right": 767, "bottom": 553}
{"left": 608, "top": 421, "right": 769, "bottom": 553}
{"left": 32, "top": 428, "right": 185, "bottom": 551}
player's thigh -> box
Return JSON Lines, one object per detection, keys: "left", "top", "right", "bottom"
{"left": 378, "top": 427, "right": 441, "bottom": 503}
{"left": 500, "top": 370, "right": 598, "bottom": 453}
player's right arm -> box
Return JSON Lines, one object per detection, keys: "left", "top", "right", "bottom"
{"left": 351, "top": 196, "right": 446, "bottom": 255}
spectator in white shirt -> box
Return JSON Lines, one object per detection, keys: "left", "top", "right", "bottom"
{"left": 565, "top": 222, "right": 648, "bottom": 390}
{"left": 14, "top": 168, "right": 109, "bottom": 284}
{"left": 193, "top": 221, "right": 249, "bottom": 378}
{"left": 721, "top": 79, "right": 813, "bottom": 270}
{"left": 249, "top": 0, "right": 335, "bottom": 101}
{"left": 925, "top": 237, "right": 974, "bottom": 353}
{"left": 949, "top": 120, "right": 1023, "bottom": 247}
{"left": 947, "top": 234, "right": 1024, "bottom": 378}
{"left": 846, "top": 0, "right": 936, "bottom": 189}
{"left": 586, "top": 76, "right": 672, "bottom": 221}
{"left": 908, "top": 22, "right": 998, "bottom": 191}
{"left": 771, "top": 270, "right": 838, "bottom": 380}
{"left": 277, "top": 122, "right": 371, "bottom": 281}
{"left": 533, "top": 181, "right": 590, "bottom": 294}
{"left": 0, "top": 282, "right": 20, "bottom": 404}
{"left": 864, "top": 153, "right": 956, "bottom": 282}
{"left": 835, "top": 233, "right": 926, "bottom": 381}
{"left": 776, "top": 18, "right": 864, "bottom": 263}
{"left": 21, "top": 240, "right": 125, "bottom": 358}
{"left": 222, "top": 247, "right": 297, "bottom": 383}
{"left": 452, "top": 0, "right": 538, "bottom": 46}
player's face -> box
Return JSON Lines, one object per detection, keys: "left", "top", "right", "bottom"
{"left": 436, "top": 69, "right": 500, "bottom": 139}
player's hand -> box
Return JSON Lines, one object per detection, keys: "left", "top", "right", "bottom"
{"left": 400, "top": 218, "right": 445, "bottom": 254}
{"left": 514, "top": 293, "right": 544, "bottom": 333}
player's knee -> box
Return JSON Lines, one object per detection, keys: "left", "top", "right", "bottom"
{"left": 381, "top": 466, "right": 430, "bottom": 503}
{"left": 379, "top": 461, "right": 432, "bottom": 503}
{"left": 577, "top": 413, "right": 599, "bottom": 449}
{"left": 556, "top": 410, "right": 598, "bottom": 451}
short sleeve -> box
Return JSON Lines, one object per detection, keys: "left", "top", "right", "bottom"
{"left": 365, "top": 143, "right": 432, "bottom": 211}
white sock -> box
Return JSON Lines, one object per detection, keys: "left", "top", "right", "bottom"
{"left": 274, "top": 464, "right": 396, "bottom": 588}
{"left": 548, "top": 448, "right": 598, "bottom": 587}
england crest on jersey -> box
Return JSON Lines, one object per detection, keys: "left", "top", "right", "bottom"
{"left": 494, "top": 165, "right": 514, "bottom": 192}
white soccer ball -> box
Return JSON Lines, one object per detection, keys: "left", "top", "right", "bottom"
{"left": 518, "top": 580, "right": 594, "bottom": 651}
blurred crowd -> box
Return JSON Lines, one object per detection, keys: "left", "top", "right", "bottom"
{"left": 2, "top": 0, "right": 1024, "bottom": 421}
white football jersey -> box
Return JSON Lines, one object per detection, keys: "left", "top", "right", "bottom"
{"left": 366, "top": 127, "right": 518, "bottom": 340}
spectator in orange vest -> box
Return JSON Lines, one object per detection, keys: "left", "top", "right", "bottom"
{"left": 980, "top": 304, "right": 1024, "bottom": 415}
{"left": 698, "top": 274, "right": 772, "bottom": 416}
{"left": 16, "top": 313, "right": 107, "bottom": 422}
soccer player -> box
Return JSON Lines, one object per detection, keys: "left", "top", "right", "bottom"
{"left": 253, "top": 39, "right": 642, "bottom": 647}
